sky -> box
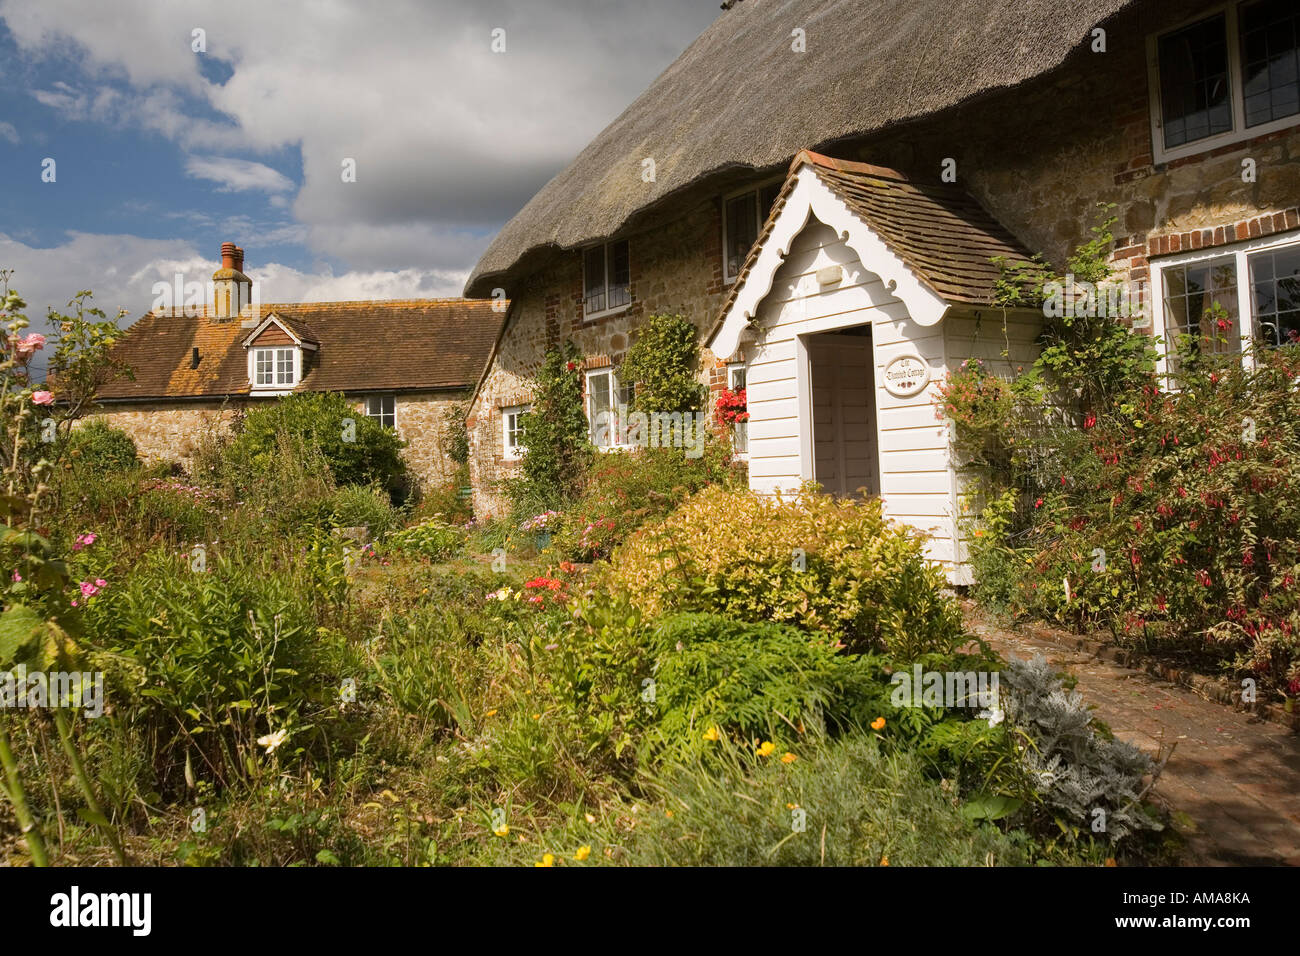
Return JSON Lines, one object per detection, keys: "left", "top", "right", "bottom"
{"left": 0, "top": 0, "right": 720, "bottom": 344}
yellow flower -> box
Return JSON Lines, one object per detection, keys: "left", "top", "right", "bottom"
{"left": 756, "top": 741, "right": 776, "bottom": 757}
{"left": 493, "top": 824, "right": 509, "bottom": 837}
{"left": 702, "top": 725, "right": 720, "bottom": 741}
{"left": 786, "top": 802, "right": 799, "bottom": 810}
{"left": 880, "top": 855, "right": 889, "bottom": 866}
{"left": 871, "top": 716, "right": 886, "bottom": 731}
{"left": 574, "top": 845, "right": 591, "bottom": 861}
{"left": 532, "top": 713, "right": 541, "bottom": 720}
{"left": 534, "top": 853, "right": 554, "bottom": 867}
{"left": 665, "top": 809, "right": 673, "bottom": 818}
{"left": 781, "top": 752, "right": 797, "bottom": 764}
{"left": 485, "top": 709, "right": 498, "bottom": 717}
{"left": 1105, "top": 858, "right": 1117, "bottom": 867}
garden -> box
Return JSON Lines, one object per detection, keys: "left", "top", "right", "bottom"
{"left": 0, "top": 291, "right": 1175, "bottom": 867}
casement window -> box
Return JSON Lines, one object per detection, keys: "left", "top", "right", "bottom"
{"left": 364, "top": 394, "right": 396, "bottom": 429}
{"left": 727, "top": 363, "right": 749, "bottom": 456}
{"left": 585, "top": 368, "right": 635, "bottom": 449}
{"left": 723, "top": 182, "right": 782, "bottom": 283}
{"left": 1152, "top": 230, "right": 1300, "bottom": 378}
{"left": 1148, "top": 1, "right": 1300, "bottom": 163}
{"left": 583, "top": 239, "right": 631, "bottom": 319}
{"left": 502, "top": 404, "right": 529, "bottom": 459}
{"left": 252, "top": 347, "right": 297, "bottom": 388}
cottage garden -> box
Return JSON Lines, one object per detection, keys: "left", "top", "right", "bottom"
{"left": 11, "top": 232, "right": 1291, "bottom": 865}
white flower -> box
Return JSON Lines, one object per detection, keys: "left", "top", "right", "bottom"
{"left": 257, "top": 728, "right": 289, "bottom": 754}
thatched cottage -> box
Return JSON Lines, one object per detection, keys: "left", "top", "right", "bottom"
{"left": 96, "top": 242, "right": 503, "bottom": 492}
{"left": 464, "top": 0, "right": 1300, "bottom": 581}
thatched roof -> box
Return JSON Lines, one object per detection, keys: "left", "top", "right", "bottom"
{"left": 465, "top": 0, "right": 1134, "bottom": 297}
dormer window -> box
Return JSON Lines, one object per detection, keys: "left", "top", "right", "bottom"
{"left": 254, "top": 347, "right": 297, "bottom": 387}
{"left": 242, "top": 313, "right": 317, "bottom": 395}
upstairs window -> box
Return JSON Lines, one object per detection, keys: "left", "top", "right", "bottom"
{"left": 502, "top": 404, "right": 529, "bottom": 459}
{"left": 585, "top": 368, "right": 634, "bottom": 449}
{"left": 724, "top": 182, "right": 782, "bottom": 283}
{"left": 364, "top": 394, "right": 396, "bottom": 429}
{"left": 253, "top": 347, "right": 296, "bottom": 388}
{"left": 583, "top": 239, "right": 630, "bottom": 318}
{"left": 1149, "top": 1, "right": 1300, "bottom": 162}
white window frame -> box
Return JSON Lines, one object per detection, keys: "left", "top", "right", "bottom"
{"left": 249, "top": 345, "right": 300, "bottom": 393}
{"left": 582, "top": 239, "right": 631, "bottom": 321}
{"left": 1147, "top": 2, "right": 1300, "bottom": 165}
{"left": 364, "top": 394, "right": 396, "bottom": 429}
{"left": 501, "top": 403, "right": 529, "bottom": 460}
{"left": 585, "top": 367, "right": 635, "bottom": 450}
{"left": 726, "top": 362, "right": 749, "bottom": 459}
{"left": 722, "top": 178, "right": 784, "bottom": 284}
{"left": 1151, "top": 228, "right": 1300, "bottom": 380}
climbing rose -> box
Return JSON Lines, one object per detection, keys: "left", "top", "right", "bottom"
{"left": 30, "top": 390, "right": 53, "bottom": 405}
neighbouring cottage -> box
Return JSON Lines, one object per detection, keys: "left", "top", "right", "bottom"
{"left": 464, "top": 0, "right": 1300, "bottom": 580}
{"left": 96, "top": 242, "right": 504, "bottom": 492}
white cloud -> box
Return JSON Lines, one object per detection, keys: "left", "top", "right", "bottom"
{"left": 2, "top": 0, "right": 719, "bottom": 270}
{"left": 184, "top": 155, "right": 294, "bottom": 193}
{"left": 0, "top": 232, "right": 462, "bottom": 337}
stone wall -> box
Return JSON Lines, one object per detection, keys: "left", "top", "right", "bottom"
{"left": 93, "top": 389, "right": 469, "bottom": 495}
{"left": 467, "top": 2, "right": 1300, "bottom": 519}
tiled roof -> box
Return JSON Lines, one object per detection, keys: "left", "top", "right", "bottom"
{"left": 96, "top": 298, "right": 505, "bottom": 401}
{"left": 803, "top": 153, "right": 1033, "bottom": 305}
{"left": 715, "top": 150, "right": 1034, "bottom": 329}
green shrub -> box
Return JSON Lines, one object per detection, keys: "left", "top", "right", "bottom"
{"left": 386, "top": 517, "right": 463, "bottom": 561}
{"left": 504, "top": 341, "right": 591, "bottom": 513}
{"left": 645, "top": 613, "right": 889, "bottom": 761}
{"left": 604, "top": 485, "right": 964, "bottom": 658}
{"left": 66, "top": 420, "right": 139, "bottom": 472}
{"left": 619, "top": 312, "right": 704, "bottom": 414}
{"left": 414, "top": 465, "right": 472, "bottom": 526}
{"left": 620, "top": 733, "right": 1029, "bottom": 866}
{"left": 550, "top": 444, "right": 740, "bottom": 561}
{"left": 80, "top": 548, "right": 347, "bottom": 795}
{"left": 328, "top": 484, "right": 400, "bottom": 538}
{"left": 230, "top": 391, "right": 407, "bottom": 491}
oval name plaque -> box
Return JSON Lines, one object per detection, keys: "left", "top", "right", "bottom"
{"left": 882, "top": 354, "right": 930, "bottom": 398}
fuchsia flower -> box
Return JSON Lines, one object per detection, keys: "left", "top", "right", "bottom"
{"left": 72, "top": 532, "right": 98, "bottom": 551}
{"left": 30, "top": 390, "right": 54, "bottom": 406}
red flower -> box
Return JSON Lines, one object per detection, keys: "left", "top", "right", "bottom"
{"left": 1034, "top": 498, "right": 1043, "bottom": 509}
{"left": 1083, "top": 414, "right": 1096, "bottom": 429}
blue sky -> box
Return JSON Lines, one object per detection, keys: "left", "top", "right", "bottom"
{"left": 0, "top": 0, "right": 718, "bottom": 332}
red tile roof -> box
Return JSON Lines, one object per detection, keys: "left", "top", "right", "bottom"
{"left": 96, "top": 298, "right": 505, "bottom": 401}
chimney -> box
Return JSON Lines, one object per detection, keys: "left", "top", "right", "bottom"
{"left": 212, "top": 240, "right": 252, "bottom": 320}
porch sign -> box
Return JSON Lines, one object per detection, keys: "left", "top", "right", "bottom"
{"left": 883, "top": 353, "right": 930, "bottom": 398}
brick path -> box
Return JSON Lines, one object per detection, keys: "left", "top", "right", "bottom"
{"left": 963, "top": 601, "right": 1300, "bottom": 866}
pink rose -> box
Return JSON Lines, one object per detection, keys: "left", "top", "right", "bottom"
{"left": 30, "top": 390, "right": 54, "bottom": 406}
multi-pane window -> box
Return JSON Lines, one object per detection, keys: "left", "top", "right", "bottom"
{"left": 585, "top": 368, "right": 635, "bottom": 449}
{"left": 1241, "top": 0, "right": 1300, "bottom": 127}
{"left": 1162, "top": 258, "right": 1242, "bottom": 373}
{"left": 253, "top": 347, "right": 296, "bottom": 387}
{"left": 724, "top": 183, "right": 782, "bottom": 282}
{"left": 364, "top": 394, "right": 396, "bottom": 429}
{"left": 1249, "top": 245, "right": 1300, "bottom": 346}
{"left": 1150, "top": 3, "right": 1300, "bottom": 160}
{"left": 1156, "top": 235, "right": 1300, "bottom": 377}
{"left": 727, "top": 363, "right": 748, "bottom": 455}
{"left": 1158, "top": 14, "right": 1233, "bottom": 149}
{"left": 502, "top": 404, "right": 529, "bottom": 459}
{"left": 583, "top": 239, "right": 630, "bottom": 317}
